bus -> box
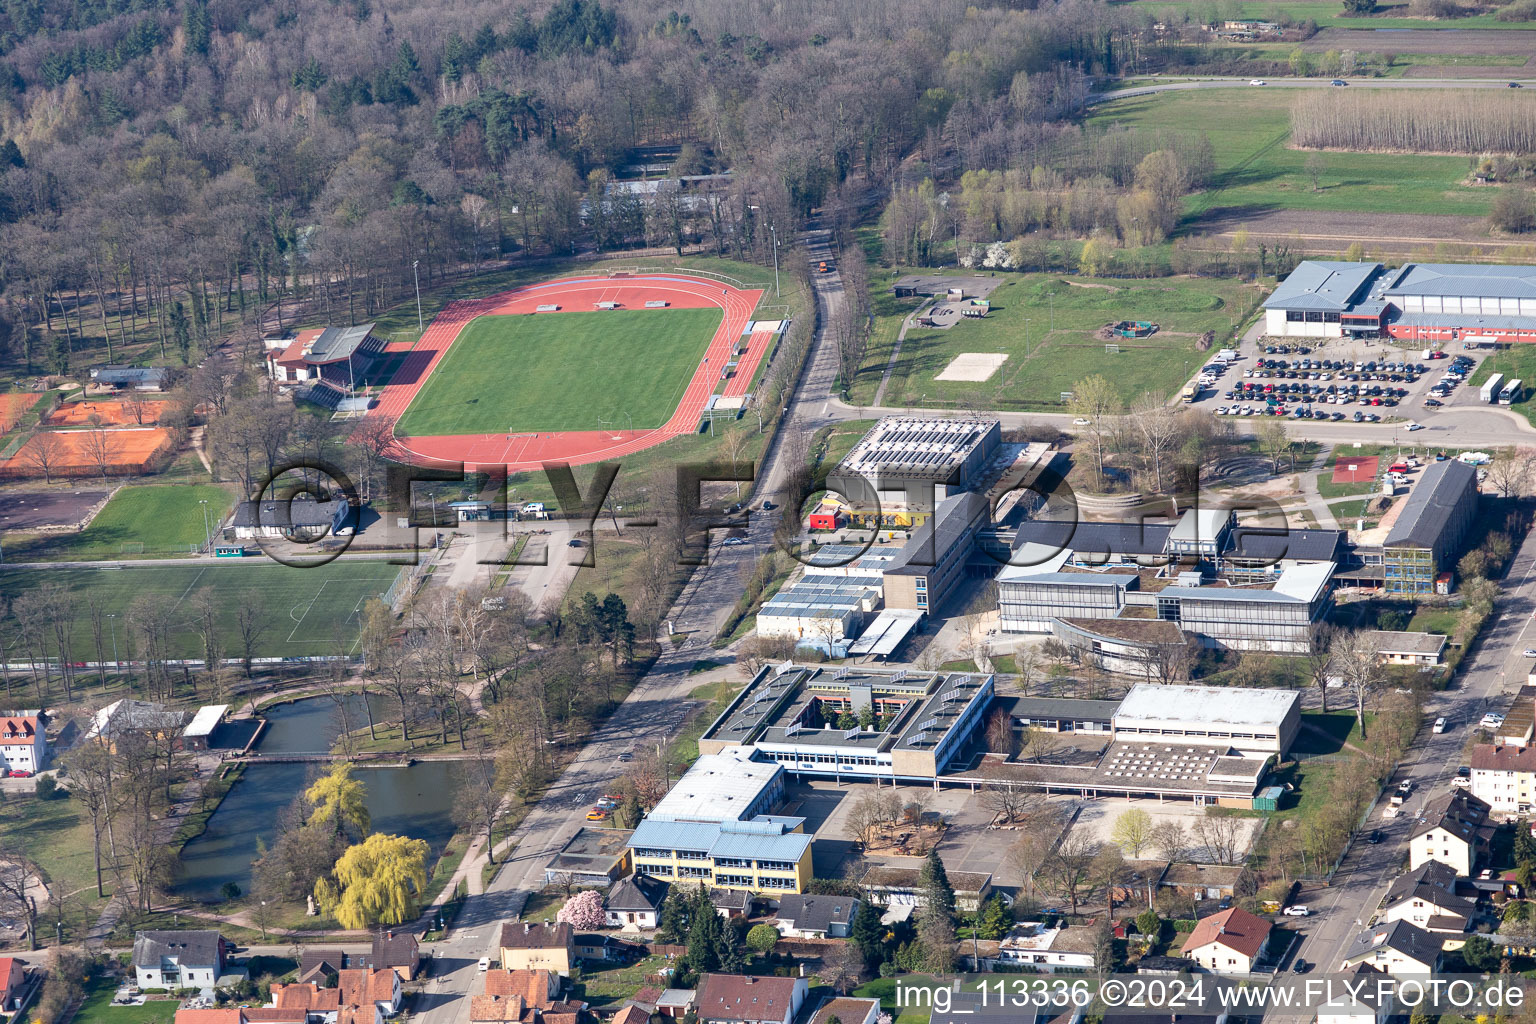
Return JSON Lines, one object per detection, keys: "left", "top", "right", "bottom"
{"left": 1501, "top": 379, "right": 1524, "bottom": 405}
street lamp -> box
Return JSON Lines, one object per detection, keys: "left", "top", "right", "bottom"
{"left": 198, "top": 499, "right": 211, "bottom": 555}
{"left": 748, "top": 205, "right": 779, "bottom": 297}
{"left": 412, "top": 260, "right": 424, "bottom": 335}
{"left": 259, "top": 901, "right": 268, "bottom": 941}
{"left": 108, "top": 614, "right": 118, "bottom": 671}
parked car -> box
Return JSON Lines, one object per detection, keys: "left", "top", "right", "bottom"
{"left": 1367, "top": 830, "right": 1383, "bottom": 844}
{"left": 1397, "top": 780, "right": 1414, "bottom": 796}
{"left": 1407, "top": 422, "right": 1424, "bottom": 431}
{"left": 478, "top": 958, "right": 491, "bottom": 972}
{"left": 1433, "top": 717, "right": 1448, "bottom": 733}
{"left": 1283, "top": 905, "right": 1310, "bottom": 917}
{"left": 1482, "top": 712, "right": 1506, "bottom": 729}
{"left": 1292, "top": 959, "right": 1311, "bottom": 974}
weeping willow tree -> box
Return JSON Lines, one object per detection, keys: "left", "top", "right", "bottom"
{"left": 316, "top": 833, "right": 430, "bottom": 929}
{"left": 305, "top": 762, "right": 372, "bottom": 839}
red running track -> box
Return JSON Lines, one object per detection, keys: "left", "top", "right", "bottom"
{"left": 364, "top": 274, "right": 763, "bottom": 471}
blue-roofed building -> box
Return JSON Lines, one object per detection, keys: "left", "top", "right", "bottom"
{"left": 627, "top": 817, "right": 813, "bottom": 895}
{"left": 1264, "top": 259, "right": 1536, "bottom": 344}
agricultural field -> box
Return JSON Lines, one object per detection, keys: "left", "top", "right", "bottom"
{"left": 857, "top": 273, "right": 1261, "bottom": 410}
{"left": 0, "top": 559, "right": 402, "bottom": 660}
{"left": 1088, "top": 88, "right": 1494, "bottom": 223}
{"left": 1115, "top": 0, "right": 1536, "bottom": 31}
{"left": 2, "top": 483, "right": 236, "bottom": 560}
{"left": 395, "top": 307, "right": 723, "bottom": 436}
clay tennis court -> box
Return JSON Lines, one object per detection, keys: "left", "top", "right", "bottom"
{"left": 1, "top": 427, "right": 175, "bottom": 478}
{"left": 366, "top": 272, "right": 764, "bottom": 471}
{"left": 0, "top": 393, "right": 41, "bottom": 434}
{"left": 45, "top": 398, "right": 168, "bottom": 426}
{"left": 1331, "top": 455, "right": 1379, "bottom": 485}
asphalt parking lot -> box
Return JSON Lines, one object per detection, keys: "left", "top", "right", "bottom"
{"left": 0, "top": 487, "right": 110, "bottom": 530}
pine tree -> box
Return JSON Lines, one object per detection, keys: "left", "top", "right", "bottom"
{"left": 685, "top": 887, "right": 722, "bottom": 973}
{"left": 918, "top": 849, "right": 955, "bottom": 921}
{"left": 850, "top": 899, "right": 883, "bottom": 966}
{"left": 657, "top": 888, "right": 690, "bottom": 943}
{"left": 715, "top": 922, "right": 744, "bottom": 972}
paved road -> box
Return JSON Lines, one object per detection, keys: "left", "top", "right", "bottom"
{"left": 1280, "top": 524, "right": 1536, "bottom": 975}
{"left": 1091, "top": 74, "right": 1536, "bottom": 106}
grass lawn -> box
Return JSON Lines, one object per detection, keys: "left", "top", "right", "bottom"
{"left": 570, "top": 955, "right": 670, "bottom": 1009}
{"left": 1468, "top": 347, "right": 1536, "bottom": 425}
{"left": 396, "top": 307, "right": 723, "bottom": 436}
{"left": 0, "top": 559, "right": 402, "bottom": 659}
{"left": 863, "top": 273, "right": 1259, "bottom": 411}
{"left": 1316, "top": 472, "right": 1384, "bottom": 499}
{"left": 669, "top": 679, "right": 746, "bottom": 767}
{"left": 1409, "top": 606, "right": 1461, "bottom": 635}
{"left": 75, "top": 976, "right": 178, "bottom": 1024}
{"left": 1293, "top": 710, "right": 1365, "bottom": 757}
{"left": 1088, "top": 89, "right": 1493, "bottom": 221}
{"left": 4, "top": 483, "right": 236, "bottom": 561}
{"left": 1329, "top": 497, "right": 1374, "bottom": 522}
{"left": 3, "top": 793, "right": 107, "bottom": 944}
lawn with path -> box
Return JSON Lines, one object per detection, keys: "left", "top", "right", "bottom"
{"left": 395, "top": 307, "right": 723, "bottom": 436}
{"left": 0, "top": 560, "right": 401, "bottom": 659}
{"left": 864, "top": 273, "right": 1258, "bottom": 410}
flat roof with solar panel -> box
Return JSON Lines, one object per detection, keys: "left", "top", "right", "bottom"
{"left": 832, "top": 416, "right": 1001, "bottom": 486}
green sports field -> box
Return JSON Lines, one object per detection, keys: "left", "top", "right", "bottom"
{"left": 0, "top": 560, "right": 401, "bottom": 659}
{"left": 11, "top": 483, "right": 236, "bottom": 560}
{"left": 395, "top": 307, "right": 724, "bottom": 436}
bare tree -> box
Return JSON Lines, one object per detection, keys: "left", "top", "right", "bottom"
{"left": 1331, "top": 629, "right": 1383, "bottom": 739}
{"left": 0, "top": 847, "right": 39, "bottom": 949}
{"left": 453, "top": 751, "right": 508, "bottom": 865}
{"left": 1151, "top": 820, "right": 1189, "bottom": 863}
{"left": 1128, "top": 392, "right": 1181, "bottom": 492}
{"left": 1487, "top": 447, "right": 1535, "bottom": 499}
{"left": 235, "top": 598, "right": 269, "bottom": 678}
{"left": 1191, "top": 810, "right": 1245, "bottom": 866}
{"left": 1045, "top": 834, "right": 1100, "bottom": 915}
{"left": 1305, "top": 622, "right": 1336, "bottom": 713}
{"left": 19, "top": 431, "right": 66, "bottom": 483}
{"left": 80, "top": 424, "right": 119, "bottom": 479}
{"left": 977, "top": 771, "right": 1035, "bottom": 825}
{"left": 1019, "top": 725, "right": 1059, "bottom": 763}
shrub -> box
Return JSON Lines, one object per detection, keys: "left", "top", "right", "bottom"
{"left": 33, "top": 775, "right": 57, "bottom": 800}
{"left": 746, "top": 924, "right": 780, "bottom": 953}
{"left": 1490, "top": 188, "right": 1536, "bottom": 234}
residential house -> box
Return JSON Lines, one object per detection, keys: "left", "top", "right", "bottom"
{"left": 0, "top": 715, "right": 45, "bottom": 773}
{"left": 0, "top": 957, "right": 25, "bottom": 1011}
{"left": 297, "top": 950, "right": 346, "bottom": 987}
{"left": 609, "top": 1009, "right": 649, "bottom": 1024}
{"left": 270, "top": 983, "right": 342, "bottom": 1023}
{"left": 1380, "top": 863, "right": 1474, "bottom": 934}
{"left": 1471, "top": 743, "right": 1536, "bottom": 817}
{"left": 605, "top": 875, "right": 668, "bottom": 931}
{"left": 809, "top": 999, "right": 879, "bottom": 1024}
{"left": 1339, "top": 920, "right": 1444, "bottom": 975}
{"left": 133, "top": 930, "right": 232, "bottom": 990}
{"left": 771, "top": 894, "right": 860, "bottom": 939}
{"left": 242, "top": 1010, "right": 308, "bottom": 1024}
{"left": 339, "top": 969, "right": 401, "bottom": 1019}
{"left": 176, "top": 1011, "right": 247, "bottom": 1024}
{"left": 710, "top": 890, "right": 753, "bottom": 919}
{"left": 693, "top": 975, "right": 807, "bottom": 1024}
{"left": 573, "top": 935, "right": 614, "bottom": 962}
{"left": 992, "top": 922, "right": 1100, "bottom": 972}
{"left": 1409, "top": 790, "right": 1492, "bottom": 877}
{"left": 364, "top": 931, "right": 420, "bottom": 981}
{"left": 1318, "top": 964, "right": 1394, "bottom": 1024}
{"left": 859, "top": 866, "right": 994, "bottom": 913}
{"left": 1183, "top": 907, "right": 1272, "bottom": 973}
{"left": 499, "top": 922, "right": 574, "bottom": 977}
{"left": 472, "top": 968, "right": 584, "bottom": 1024}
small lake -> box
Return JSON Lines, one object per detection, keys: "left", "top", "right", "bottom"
{"left": 174, "top": 695, "right": 460, "bottom": 902}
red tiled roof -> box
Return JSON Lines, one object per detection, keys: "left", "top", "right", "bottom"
{"left": 472, "top": 995, "right": 529, "bottom": 1022}
{"left": 695, "top": 975, "right": 800, "bottom": 1022}
{"left": 340, "top": 968, "right": 396, "bottom": 1007}
{"left": 485, "top": 970, "right": 558, "bottom": 1008}
{"left": 1184, "top": 907, "right": 1272, "bottom": 960}
{"left": 0, "top": 717, "right": 37, "bottom": 741}
{"left": 243, "top": 1010, "right": 308, "bottom": 1024}
{"left": 1471, "top": 744, "right": 1536, "bottom": 772}
{"left": 611, "top": 1007, "right": 649, "bottom": 1024}
{"left": 274, "top": 984, "right": 342, "bottom": 1011}
{"left": 175, "top": 1011, "right": 244, "bottom": 1024}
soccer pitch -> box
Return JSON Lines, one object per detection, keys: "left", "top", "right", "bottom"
{"left": 395, "top": 307, "right": 724, "bottom": 436}
{"left": 0, "top": 560, "right": 401, "bottom": 660}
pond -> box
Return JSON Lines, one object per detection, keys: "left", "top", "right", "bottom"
{"left": 173, "top": 695, "right": 460, "bottom": 902}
